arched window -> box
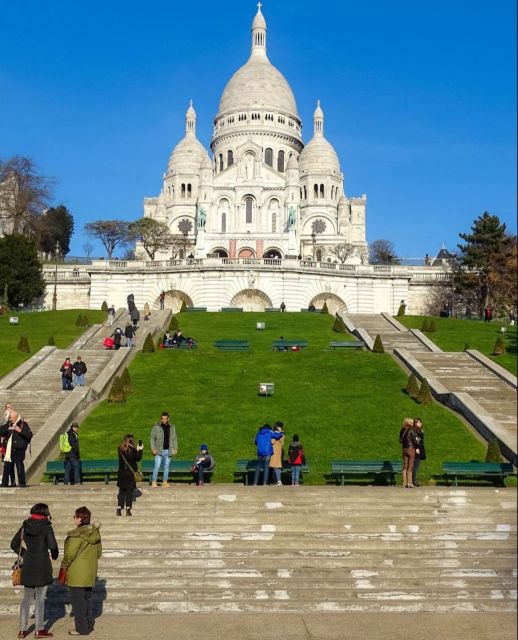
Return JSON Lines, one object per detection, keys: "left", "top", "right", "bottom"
{"left": 187, "top": 183, "right": 192, "bottom": 198}
{"left": 304, "top": 185, "right": 307, "bottom": 199}
{"left": 320, "top": 184, "right": 325, "bottom": 198}
{"left": 219, "top": 154, "right": 224, "bottom": 172}
{"left": 181, "top": 183, "right": 186, "bottom": 198}
{"left": 221, "top": 212, "right": 226, "bottom": 233}
{"left": 277, "top": 150, "right": 285, "bottom": 172}
{"left": 331, "top": 186, "right": 334, "bottom": 199}
{"left": 316, "top": 248, "right": 322, "bottom": 261}
{"left": 314, "top": 184, "right": 318, "bottom": 198}
{"left": 227, "top": 150, "right": 234, "bottom": 166}
{"left": 265, "top": 148, "right": 273, "bottom": 167}
{"left": 272, "top": 212, "right": 277, "bottom": 233}
{"left": 245, "top": 196, "right": 253, "bottom": 224}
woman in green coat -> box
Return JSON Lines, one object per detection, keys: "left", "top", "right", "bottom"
{"left": 60, "top": 506, "right": 102, "bottom": 636}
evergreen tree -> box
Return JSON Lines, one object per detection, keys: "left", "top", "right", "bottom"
{"left": 0, "top": 235, "right": 45, "bottom": 307}
{"left": 120, "top": 367, "right": 133, "bottom": 394}
{"left": 17, "top": 336, "right": 30, "bottom": 353}
{"left": 169, "top": 315, "right": 179, "bottom": 331}
{"left": 48, "top": 335, "right": 55, "bottom": 346}
{"left": 457, "top": 212, "right": 509, "bottom": 313}
{"left": 416, "top": 378, "right": 433, "bottom": 405}
{"left": 321, "top": 302, "right": 329, "bottom": 314}
{"left": 332, "top": 314, "right": 345, "bottom": 332}
{"left": 142, "top": 333, "right": 155, "bottom": 353}
{"left": 405, "top": 373, "right": 419, "bottom": 397}
{"left": 492, "top": 336, "right": 506, "bottom": 355}
{"left": 428, "top": 320, "right": 437, "bottom": 333}
{"left": 485, "top": 438, "right": 503, "bottom": 463}
{"left": 75, "top": 314, "right": 84, "bottom": 326}
{"left": 421, "top": 318, "right": 430, "bottom": 332}
{"left": 372, "top": 335, "right": 384, "bottom": 353}
{"left": 101, "top": 301, "right": 109, "bottom": 312}
{"left": 180, "top": 300, "right": 187, "bottom": 313}
{"left": 397, "top": 303, "right": 406, "bottom": 316}
{"left": 107, "top": 376, "right": 126, "bottom": 403}
{"left": 463, "top": 343, "right": 470, "bottom": 351}
{"left": 82, "top": 315, "right": 90, "bottom": 327}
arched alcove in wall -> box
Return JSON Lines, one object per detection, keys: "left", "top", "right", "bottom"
{"left": 210, "top": 248, "right": 229, "bottom": 257}
{"left": 155, "top": 290, "right": 194, "bottom": 313}
{"left": 230, "top": 289, "right": 273, "bottom": 311}
{"left": 238, "top": 247, "right": 255, "bottom": 258}
{"left": 308, "top": 292, "right": 347, "bottom": 315}
{"left": 263, "top": 248, "right": 282, "bottom": 259}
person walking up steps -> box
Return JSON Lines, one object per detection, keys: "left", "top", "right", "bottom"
{"left": 63, "top": 422, "right": 81, "bottom": 486}
{"left": 150, "top": 412, "right": 178, "bottom": 487}
{"left": 72, "top": 356, "right": 87, "bottom": 387}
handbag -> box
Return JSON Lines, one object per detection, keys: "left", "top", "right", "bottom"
{"left": 120, "top": 450, "right": 144, "bottom": 483}
{"left": 59, "top": 539, "right": 89, "bottom": 586}
{"left": 11, "top": 527, "right": 24, "bottom": 587}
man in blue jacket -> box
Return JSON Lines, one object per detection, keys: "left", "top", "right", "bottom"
{"left": 253, "top": 423, "right": 284, "bottom": 486}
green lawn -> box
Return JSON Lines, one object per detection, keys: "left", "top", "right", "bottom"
{"left": 397, "top": 315, "right": 517, "bottom": 375}
{"left": 78, "top": 312, "right": 486, "bottom": 484}
{"left": 0, "top": 310, "right": 105, "bottom": 378}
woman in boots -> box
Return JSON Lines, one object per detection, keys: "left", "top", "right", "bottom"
{"left": 116, "top": 434, "right": 143, "bottom": 515}
{"left": 399, "top": 417, "right": 419, "bottom": 488}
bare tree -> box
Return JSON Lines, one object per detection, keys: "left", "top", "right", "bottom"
{"left": 128, "top": 218, "right": 174, "bottom": 260}
{"left": 0, "top": 156, "right": 54, "bottom": 234}
{"left": 369, "top": 239, "right": 400, "bottom": 265}
{"left": 330, "top": 242, "right": 355, "bottom": 264}
{"left": 82, "top": 242, "right": 93, "bottom": 258}
{"left": 170, "top": 235, "right": 186, "bottom": 260}
{"left": 84, "top": 220, "right": 130, "bottom": 259}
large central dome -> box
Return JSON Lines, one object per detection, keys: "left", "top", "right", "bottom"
{"left": 216, "top": 5, "right": 299, "bottom": 119}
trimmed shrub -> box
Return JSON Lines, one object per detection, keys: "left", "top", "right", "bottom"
{"left": 142, "top": 333, "right": 155, "bottom": 353}
{"left": 405, "top": 373, "right": 419, "bottom": 397}
{"left": 396, "top": 303, "right": 406, "bottom": 317}
{"left": 169, "top": 315, "right": 179, "bottom": 331}
{"left": 47, "top": 336, "right": 56, "bottom": 346}
{"left": 101, "top": 301, "right": 109, "bottom": 312}
{"left": 485, "top": 438, "right": 503, "bottom": 463}
{"left": 416, "top": 378, "right": 433, "bottom": 405}
{"left": 180, "top": 300, "right": 187, "bottom": 313}
{"left": 421, "top": 318, "right": 430, "bottom": 332}
{"left": 492, "top": 336, "right": 506, "bottom": 355}
{"left": 120, "top": 367, "right": 133, "bottom": 394}
{"left": 75, "top": 314, "right": 84, "bottom": 326}
{"left": 332, "top": 314, "right": 346, "bottom": 333}
{"left": 321, "top": 302, "right": 329, "bottom": 315}
{"left": 428, "top": 320, "right": 437, "bottom": 333}
{"left": 107, "top": 376, "right": 126, "bottom": 403}
{"left": 17, "top": 336, "right": 30, "bottom": 353}
{"left": 372, "top": 335, "right": 384, "bottom": 353}
{"left": 463, "top": 343, "right": 470, "bottom": 352}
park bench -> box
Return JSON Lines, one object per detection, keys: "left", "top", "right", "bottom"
{"left": 300, "top": 308, "right": 321, "bottom": 313}
{"left": 214, "top": 340, "right": 250, "bottom": 351}
{"left": 440, "top": 461, "right": 516, "bottom": 487}
{"left": 265, "top": 307, "right": 280, "bottom": 312}
{"left": 234, "top": 459, "right": 310, "bottom": 485}
{"left": 186, "top": 307, "right": 207, "bottom": 312}
{"left": 329, "top": 340, "right": 364, "bottom": 350}
{"left": 331, "top": 460, "right": 402, "bottom": 486}
{"left": 221, "top": 307, "right": 243, "bottom": 312}
{"left": 272, "top": 339, "right": 308, "bottom": 351}
{"left": 44, "top": 459, "right": 213, "bottom": 484}
{"left": 161, "top": 342, "right": 198, "bottom": 350}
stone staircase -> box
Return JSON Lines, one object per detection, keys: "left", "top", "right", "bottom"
{"left": 348, "top": 314, "right": 430, "bottom": 352}
{"left": 0, "top": 485, "right": 515, "bottom": 615}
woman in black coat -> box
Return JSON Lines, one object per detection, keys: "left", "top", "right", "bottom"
{"left": 117, "top": 434, "right": 143, "bottom": 516}
{"left": 10, "top": 503, "right": 58, "bottom": 638}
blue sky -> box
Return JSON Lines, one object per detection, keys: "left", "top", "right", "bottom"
{"left": 0, "top": 0, "right": 516, "bottom": 259}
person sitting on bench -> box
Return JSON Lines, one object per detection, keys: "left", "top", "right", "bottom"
{"left": 171, "top": 330, "right": 184, "bottom": 347}
{"left": 192, "top": 444, "right": 214, "bottom": 486}
{"left": 163, "top": 331, "right": 173, "bottom": 347}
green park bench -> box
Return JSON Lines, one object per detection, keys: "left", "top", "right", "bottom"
{"left": 265, "top": 307, "right": 280, "bottom": 312}
{"left": 272, "top": 339, "right": 308, "bottom": 351}
{"left": 234, "top": 459, "right": 310, "bottom": 485}
{"left": 186, "top": 307, "right": 207, "bottom": 312}
{"left": 331, "top": 460, "right": 402, "bottom": 486}
{"left": 300, "top": 308, "right": 321, "bottom": 313}
{"left": 221, "top": 307, "right": 243, "bottom": 312}
{"left": 329, "top": 340, "right": 364, "bottom": 350}
{"left": 44, "top": 459, "right": 213, "bottom": 484}
{"left": 161, "top": 342, "right": 198, "bottom": 350}
{"left": 214, "top": 340, "right": 250, "bottom": 351}
{"left": 440, "top": 461, "right": 516, "bottom": 487}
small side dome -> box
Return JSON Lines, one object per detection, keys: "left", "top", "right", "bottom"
{"left": 299, "top": 100, "right": 341, "bottom": 175}
{"left": 286, "top": 154, "right": 299, "bottom": 170}
{"left": 166, "top": 101, "right": 209, "bottom": 174}
{"left": 200, "top": 154, "right": 212, "bottom": 170}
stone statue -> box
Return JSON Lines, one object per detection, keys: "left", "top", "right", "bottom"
{"left": 287, "top": 207, "right": 296, "bottom": 228}
{"left": 197, "top": 207, "right": 206, "bottom": 228}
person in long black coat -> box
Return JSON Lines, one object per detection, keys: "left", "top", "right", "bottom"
{"left": 10, "top": 503, "right": 59, "bottom": 638}
{"left": 116, "top": 434, "right": 143, "bottom": 516}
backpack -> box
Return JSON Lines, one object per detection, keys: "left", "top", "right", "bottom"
{"left": 288, "top": 445, "right": 303, "bottom": 465}
{"left": 59, "top": 432, "right": 71, "bottom": 453}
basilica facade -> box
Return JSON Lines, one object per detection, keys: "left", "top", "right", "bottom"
{"left": 142, "top": 4, "right": 367, "bottom": 263}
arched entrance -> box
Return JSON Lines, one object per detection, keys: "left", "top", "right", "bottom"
{"left": 308, "top": 293, "right": 347, "bottom": 315}
{"left": 211, "top": 248, "right": 228, "bottom": 257}
{"left": 238, "top": 247, "right": 255, "bottom": 258}
{"left": 263, "top": 248, "right": 282, "bottom": 259}
{"left": 155, "top": 290, "right": 194, "bottom": 314}
{"left": 230, "top": 289, "right": 273, "bottom": 311}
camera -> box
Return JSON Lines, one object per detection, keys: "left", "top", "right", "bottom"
{"left": 138, "top": 440, "right": 143, "bottom": 447}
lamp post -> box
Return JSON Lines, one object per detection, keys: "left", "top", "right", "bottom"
{"left": 311, "top": 231, "right": 316, "bottom": 261}
{"left": 52, "top": 240, "right": 61, "bottom": 311}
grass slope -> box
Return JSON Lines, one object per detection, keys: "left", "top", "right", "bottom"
{"left": 398, "top": 316, "right": 517, "bottom": 375}
{"left": 79, "top": 313, "right": 486, "bottom": 484}
{"left": 0, "top": 310, "right": 105, "bottom": 379}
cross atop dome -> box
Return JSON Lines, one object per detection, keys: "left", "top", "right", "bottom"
{"left": 251, "top": 2, "right": 267, "bottom": 56}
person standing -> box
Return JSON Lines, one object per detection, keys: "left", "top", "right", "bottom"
{"left": 130, "top": 306, "right": 140, "bottom": 329}
{"left": 143, "top": 302, "right": 151, "bottom": 321}
{"left": 60, "top": 358, "right": 74, "bottom": 391}
{"left": 150, "top": 412, "right": 178, "bottom": 487}
{"left": 269, "top": 422, "right": 285, "bottom": 485}
{"left": 60, "top": 506, "right": 102, "bottom": 636}
{"left": 72, "top": 356, "right": 87, "bottom": 387}
{"left": 107, "top": 305, "right": 116, "bottom": 326}
{"left": 159, "top": 290, "right": 165, "bottom": 310}
{"left": 280, "top": 301, "right": 286, "bottom": 312}
{"left": 64, "top": 422, "right": 81, "bottom": 486}
{"left": 117, "top": 434, "right": 143, "bottom": 515}
{"left": 252, "top": 423, "right": 284, "bottom": 486}
{"left": 124, "top": 322, "right": 135, "bottom": 348}
{"left": 412, "top": 418, "right": 426, "bottom": 487}
{"left": 0, "top": 409, "right": 32, "bottom": 488}
{"left": 10, "top": 503, "right": 59, "bottom": 639}
{"left": 287, "top": 434, "right": 305, "bottom": 486}
{"left": 111, "top": 327, "right": 123, "bottom": 350}
{"left": 399, "top": 417, "right": 419, "bottom": 488}
{"left": 1, "top": 402, "right": 16, "bottom": 486}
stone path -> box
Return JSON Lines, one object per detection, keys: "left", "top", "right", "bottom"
{"left": 0, "top": 485, "right": 515, "bottom": 617}
{"left": 349, "top": 314, "right": 430, "bottom": 352}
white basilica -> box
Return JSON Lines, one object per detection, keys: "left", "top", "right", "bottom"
{"left": 142, "top": 4, "right": 367, "bottom": 263}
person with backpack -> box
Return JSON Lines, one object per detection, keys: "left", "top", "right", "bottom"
{"left": 62, "top": 422, "right": 81, "bottom": 486}
{"left": 287, "top": 434, "right": 305, "bottom": 486}
{"left": 1, "top": 402, "right": 16, "bottom": 486}
{"left": 60, "top": 357, "right": 74, "bottom": 390}
{"left": 191, "top": 443, "right": 215, "bottom": 486}
{"left": 253, "top": 424, "right": 284, "bottom": 486}
{"left": 72, "top": 356, "right": 87, "bottom": 387}
{"left": 0, "top": 409, "right": 32, "bottom": 488}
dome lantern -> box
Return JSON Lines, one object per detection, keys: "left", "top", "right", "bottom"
{"left": 186, "top": 100, "right": 196, "bottom": 135}
{"left": 314, "top": 100, "right": 324, "bottom": 136}
{"left": 251, "top": 2, "right": 267, "bottom": 58}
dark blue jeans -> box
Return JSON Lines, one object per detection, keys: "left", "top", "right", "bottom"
{"left": 412, "top": 456, "right": 421, "bottom": 485}
{"left": 64, "top": 458, "right": 81, "bottom": 484}
{"left": 253, "top": 455, "right": 271, "bottom": 485}
{"left": 62, "top": 376, "right": 73, "bottom": 390}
